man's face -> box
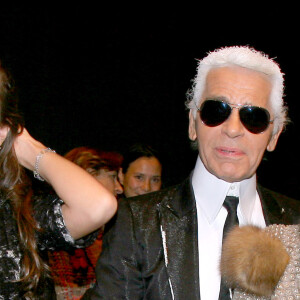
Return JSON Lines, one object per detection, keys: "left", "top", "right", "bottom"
{"left": 189, "top": 66, "right": 282, "bottom": 182}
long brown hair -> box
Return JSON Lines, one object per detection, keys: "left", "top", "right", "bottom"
{"left": 0, "top": 65, "right": 48, "bottom": 298}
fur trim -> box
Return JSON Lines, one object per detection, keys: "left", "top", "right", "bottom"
{"left": 220, "top": 225, "right": 290, "bottom": 297}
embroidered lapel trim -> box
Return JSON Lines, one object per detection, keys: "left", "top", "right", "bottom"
{"left": 160, "top": 224, "right": 175, "bottom": 300}
{"left": 157, "top": 176, "right": 200, "bottom": 300}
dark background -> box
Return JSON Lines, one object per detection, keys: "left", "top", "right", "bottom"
{"left": 0, "top": 5, "right": 299, "bottom": 198}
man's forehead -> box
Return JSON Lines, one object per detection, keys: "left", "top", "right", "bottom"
{"left": 206, "top": 66, "right": 271, "bottom": 82}
{"left": 202, "top": 66, "right": 272, "bottom": 104}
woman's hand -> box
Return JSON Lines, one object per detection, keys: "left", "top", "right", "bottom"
{"left": 13, "top": 128, "right": 46, "bottom": 171}
{"left": 0, "top": 125, "right": 10, "bottom": 148}
{"left": 0, "top": 126, "right": 46, "bottom": 171}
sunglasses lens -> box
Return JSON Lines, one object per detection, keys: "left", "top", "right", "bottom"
{"left": 199, "top": 100, "right": 272, "bottom": 134}
{"left": 239, "top": 107, "right": 270, "bottom": 134}
{"left": 200, "top": 100, "right": 231, "bottom": 127}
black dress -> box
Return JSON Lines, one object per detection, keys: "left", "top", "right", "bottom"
{"left": 0, "top": 192, "right": 97, "bottom": 299}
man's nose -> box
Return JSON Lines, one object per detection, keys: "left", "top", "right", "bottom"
{"left": 221, "top": 108, "right": 245, "bottom": 138}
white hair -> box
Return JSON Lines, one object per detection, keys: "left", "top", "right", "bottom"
{"left": 186, "top": 46, "right": 287, "bottom": 134}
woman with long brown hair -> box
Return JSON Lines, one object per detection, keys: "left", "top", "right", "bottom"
{"left": 0, "top": 64, "right": 117, "bottom": 299}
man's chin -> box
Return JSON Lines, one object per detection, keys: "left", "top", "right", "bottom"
{"left": 215, "top": 170, "right": 248, "bottom": 183}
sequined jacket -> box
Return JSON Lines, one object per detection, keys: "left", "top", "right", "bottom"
{"left": 232, "top": 224, "right": 300, "bottom": 300}
{"left": 0, "top": 192, "right": 96, "bottom": 300}
{"left": 83, "top": 176, "right": 300, "bottom": 300}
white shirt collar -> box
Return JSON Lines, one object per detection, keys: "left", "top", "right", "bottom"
{"left": 192, "top": 156, "right": 257, "bottom": 224}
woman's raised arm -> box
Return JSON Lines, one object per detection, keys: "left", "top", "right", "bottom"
{"left": 12, "top": 128, "right": 118, "bottom": 239}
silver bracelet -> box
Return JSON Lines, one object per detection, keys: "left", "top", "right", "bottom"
{"left": 33, "top": 148, "right": 56, "bottom": 181}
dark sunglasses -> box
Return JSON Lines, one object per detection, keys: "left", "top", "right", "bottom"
{"left": 198, "top": 100, "right": 274, "bottom": 134}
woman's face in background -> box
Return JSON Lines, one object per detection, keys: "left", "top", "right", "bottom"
{"left": 120, "top": 156, "right": 162, "bottom": 197}
{"left": 95, "top": 169, "right": 123, "bottom": 197}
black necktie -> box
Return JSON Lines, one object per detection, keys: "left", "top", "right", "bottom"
{"left": 219, "top": 196, "right": 239, "bottom": 300}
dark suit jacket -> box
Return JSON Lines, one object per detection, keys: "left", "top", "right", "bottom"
{"left": 83, "top": 176, "right": 300, "bottom": 300}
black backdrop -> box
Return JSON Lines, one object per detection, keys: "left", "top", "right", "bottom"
{"left": 0, "top": 5, "right": 299, "bottom": 198}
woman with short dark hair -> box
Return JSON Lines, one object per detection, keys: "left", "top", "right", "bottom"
{"left": 119, "top": 143, "right": 162, "bottom": 197}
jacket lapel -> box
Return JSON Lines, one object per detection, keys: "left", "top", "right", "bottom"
{"left": 258, "top": 185, "right": 298, "bottom": 225}
{"left": 156, "top": 179, "right": 298, "bottom": 299}
{"left": 158, "top": 177, "right": 200, "bottom": 300}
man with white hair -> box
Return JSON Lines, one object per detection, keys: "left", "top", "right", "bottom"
{"left": 83, "top": 46, "right": 300, "bottom": 300}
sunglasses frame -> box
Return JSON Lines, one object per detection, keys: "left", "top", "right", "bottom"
{"left": 197, "top": 99, "right": 274, "bottom": 134}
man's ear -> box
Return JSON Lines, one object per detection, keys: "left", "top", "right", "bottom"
{"left": 267, "top": 127, "right": 283, "bottom": 152}
{"left": 188, "top": 110, "right": 197, "bottom": 141}
{"left": 118, "top": 168, "right": 124, "bottom": 185}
